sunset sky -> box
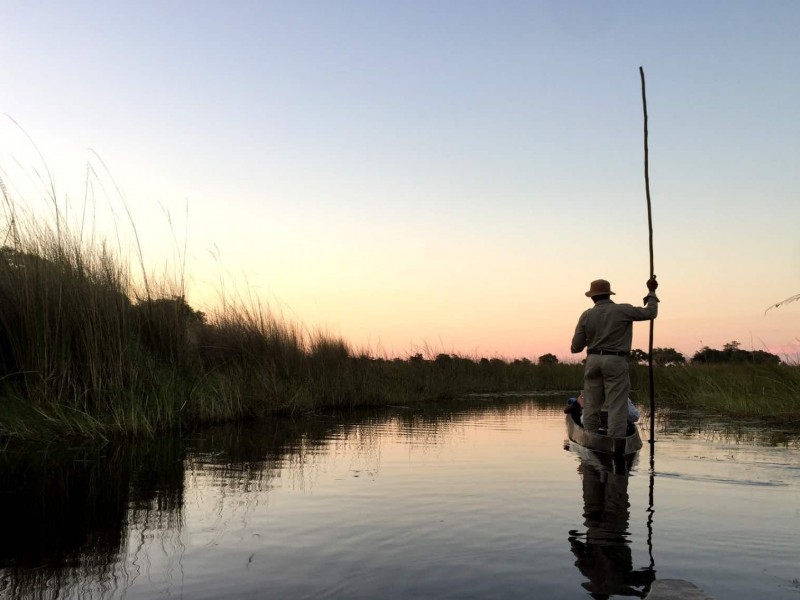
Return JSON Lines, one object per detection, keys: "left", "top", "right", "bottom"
{"left": 2, "top": 2, "right": 799, "bottom": 361}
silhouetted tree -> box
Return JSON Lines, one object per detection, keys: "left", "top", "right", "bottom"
{"left": 750, "top": 350, "right": 782, "bottom": 365}
{"left": 538, "top": 353, "right": 559, "bottom": 365}
{"left": 651, "top": 347, "right": 686, "bottom": 366}
{"left": 691, "top": 341, "right": 780, "bottom": 365}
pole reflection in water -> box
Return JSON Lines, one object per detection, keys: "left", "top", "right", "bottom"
{"left": 646, "top": 441, "right": 656, "bottom": 578}
{"left": 568, "top": 447, "right": 656, "bottom": 598}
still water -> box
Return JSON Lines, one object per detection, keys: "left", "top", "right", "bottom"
{"left": 1, "top": 396, "right": 799, "bottom": 599}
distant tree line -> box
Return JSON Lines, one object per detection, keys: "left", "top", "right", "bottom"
{"left": 372, "top": 342, "right": 782, "bottom": 368}
{"left": 689, "top": 340, "right": 781, "bottom": 365}
{"left": 401, "top": 353, "right": 562, "bottom": 367}
{"left": 629, "top": 340, "right": 781, "bottom": 366}
{"left": 409, "top": 342, "right": 782, "bottom": 368}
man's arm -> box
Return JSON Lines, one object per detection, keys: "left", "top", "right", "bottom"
{"left": 626, "top": 295, "right": 658, "bottom": 320}
{"left": 571, "top": 313, "right": 587, "bottom": 353}
{"left": 622, "top": 276, "right": 659, "bottom": 321}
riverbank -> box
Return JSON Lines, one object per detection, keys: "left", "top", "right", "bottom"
{"left": 0, "top": 229, "right": 581, "bottom": 441}
{"left": 1, "top": 220, "right": 798, "bottom": 441}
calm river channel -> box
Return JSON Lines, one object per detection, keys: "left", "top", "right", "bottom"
{"left": 1, "top": 396, "right": 799, "bottom": 599}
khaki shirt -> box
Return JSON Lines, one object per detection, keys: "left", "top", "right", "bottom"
{"left": 571, "top": 294, "right": 659, "bottom": 354}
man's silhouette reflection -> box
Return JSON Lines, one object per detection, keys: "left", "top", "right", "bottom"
{"left": 568, "top": 453, "right": 655, "bottom": 598}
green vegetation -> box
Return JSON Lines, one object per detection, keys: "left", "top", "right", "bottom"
{"left": 0, "top": 195, "right": 796, "bottom": 440}
{"left": 627, "top": 344, "right": 797, "bottom": 422}
{"left": 631, "top": 363, "right": 800, "bottom": 424}
{"left": 0, "top": 210, "right": 587, "bottom": 441}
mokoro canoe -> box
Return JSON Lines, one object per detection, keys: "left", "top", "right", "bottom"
{"left": 565, "top": 411, "right": 643, "bottom": 456}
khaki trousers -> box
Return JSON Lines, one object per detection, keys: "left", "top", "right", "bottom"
{"left": 583, "top": 355, "right": 630, "bottom": 438}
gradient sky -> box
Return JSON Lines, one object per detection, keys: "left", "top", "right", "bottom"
{"left": 2, "top": 1, "right": 799, "bottom": 360}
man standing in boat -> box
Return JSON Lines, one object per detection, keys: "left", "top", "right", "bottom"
{"left": 570, "top": 277, "right": 659, "bottom": 438}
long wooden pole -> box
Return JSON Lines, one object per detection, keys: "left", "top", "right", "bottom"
{"left": 639, "top": 66, "right": 656, "bottom": 443}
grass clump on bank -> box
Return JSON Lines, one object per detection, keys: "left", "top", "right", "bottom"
{"left": 632, "top": 363, "right": 800, "bottom": 424}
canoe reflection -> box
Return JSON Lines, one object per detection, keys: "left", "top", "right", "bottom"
{"left": 568, "top": 447, "right": 655, "bottom": 598}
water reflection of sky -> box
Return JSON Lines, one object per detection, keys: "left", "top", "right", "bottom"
{"left": 1, "top": 398, "right": 799, "bottom": 599}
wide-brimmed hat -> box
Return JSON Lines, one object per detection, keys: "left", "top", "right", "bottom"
{"left": 585, "top": 279, "right": 615, "bottom": 297}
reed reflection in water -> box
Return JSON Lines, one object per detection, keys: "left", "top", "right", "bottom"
{"left": 1, "top": 397, "right": 799, "bottom": 599}
{"left": 0, "top": 399, "right": 574, "bottom": 598}
{"left": 0, "top": 439, "right": 185, "bottom": 599}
